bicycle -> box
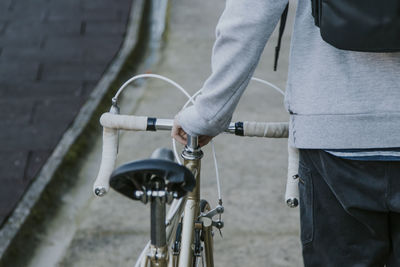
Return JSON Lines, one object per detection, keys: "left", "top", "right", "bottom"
{"left": 92, "top": 74, "right": 299, "bottom": 267}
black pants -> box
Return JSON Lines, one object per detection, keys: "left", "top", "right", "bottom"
{"left": 299, "top": 149, "right": 400, "bottom": 267}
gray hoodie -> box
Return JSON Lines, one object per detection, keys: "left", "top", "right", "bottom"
{"left": 177, "top": 0, "right": 400, "bottom": 149}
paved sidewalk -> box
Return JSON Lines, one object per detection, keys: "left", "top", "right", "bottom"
{"left": 0, "top": 0, "right": 132, "bottom": 226}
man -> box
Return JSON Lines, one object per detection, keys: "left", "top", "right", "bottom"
{"left": 171, "top": 0, "right": 400, "bottom": 266}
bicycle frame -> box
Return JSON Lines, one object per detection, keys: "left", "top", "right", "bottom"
{"left": 178, "top": 135, "right": 208, "bottom": 267}
{"left": 137, "top": 135, "right": 212, "bottom": 267}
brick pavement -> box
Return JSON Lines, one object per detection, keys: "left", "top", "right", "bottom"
{"left": 0, "top": 0, "right": 133, "bottom": 226}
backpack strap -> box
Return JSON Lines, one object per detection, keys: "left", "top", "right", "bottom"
{"left": 274, "top": 3, "right": 289, "bottom": 71}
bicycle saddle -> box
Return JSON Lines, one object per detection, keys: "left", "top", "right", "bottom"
{"left": 109, "top": 148, "right": 195, "bottom": 201}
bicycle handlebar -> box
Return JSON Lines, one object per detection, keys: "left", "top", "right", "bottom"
{"left": 93, "top": 126, "right": 118, "bottom": 196}
{"left": 242, "top": 121, "right": 288, "bottom": 138}
{"left": 100, "top": 113, "right": 148, "bottom": 131}
{"left": 93, "top": 112, "right": 298, "bottom": 207}
{"left": 100, "top": 112, "right": 289, "bottom": 137}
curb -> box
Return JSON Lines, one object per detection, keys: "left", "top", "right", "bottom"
{"left": 0, "top": 0, "right": 161, "bottom": 261}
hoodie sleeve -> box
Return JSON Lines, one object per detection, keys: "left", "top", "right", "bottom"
{"left": 177, "top": 0, "right": 289, "bottom": 136}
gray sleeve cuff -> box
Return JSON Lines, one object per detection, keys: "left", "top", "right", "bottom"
{"left": 177, "top": 105, "right": 231, "bottom": 137}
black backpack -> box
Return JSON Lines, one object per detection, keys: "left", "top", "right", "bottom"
{"left": 311, "top": 0, "right": 400, "bottom": 52}
{"left": 274, "top": 1, "right": 400, "bottom": 70}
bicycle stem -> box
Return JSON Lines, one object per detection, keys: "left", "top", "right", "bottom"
{"left": 186, "top": 135, "right": 198, "bottom": 151}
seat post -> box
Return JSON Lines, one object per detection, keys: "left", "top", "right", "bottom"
{"left": 148, "top": 175, "right": 169, "bottom": 265}
{"left": 149, "top": 148, "right": 173, "bottom": 248}
{"left": 150, "top": 177, "right": 167, "bottom": 248}
{"left": 148, "top": 148, "right": 173, "bottom": 264}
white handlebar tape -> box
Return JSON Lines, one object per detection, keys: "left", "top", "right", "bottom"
{"left": 93, "top": 127, "right": 118, "bottom": 196}
{"left": 93, "top": 113, "right": 148, "bottom": 197}
{"left": 243, "top": 122, "right": 288, "bottom": 138}
{"left": 100, "top": 112, "right": 148, "bottom": 131}
{"left": 285, "top": 144, "right": 300, "bottom": 208}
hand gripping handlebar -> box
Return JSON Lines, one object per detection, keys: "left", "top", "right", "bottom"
{"left": 93, "top": 112, "right": 299, "bottom": 208}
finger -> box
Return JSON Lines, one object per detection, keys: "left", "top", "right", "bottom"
{"left": 174, "top": 134, "right": 187, "bottom": 145}
{"left": 171, "top": 120, "right": 182, "bottom": 137}
{"left": 174, "top": 128, "right": 188, "bottom": 145}
{"left": 179, "top": 129, "right": 188, "bottom": 140}
{"left": 171, "top": 120, "right": 186, "bottom": 144}
{"left": 174, "top": 134, "right": 187, "bottom": 146}
{"left": 198, "top": 135, "right": 210, "bottom": 142}
{"left": 199, "top": 136, "right": 213, "bottom": 147}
